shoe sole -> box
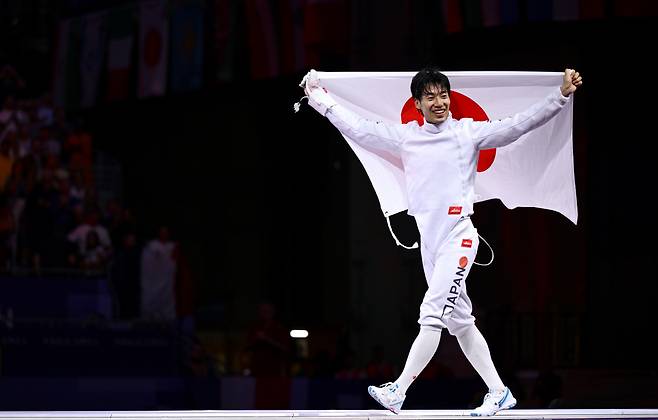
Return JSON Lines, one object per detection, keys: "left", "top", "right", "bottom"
{"left": 368, "top": 386, "right": 401, "bottom": 414}
{"left": 470, "top": 399, "right": 516, "bottom": 416}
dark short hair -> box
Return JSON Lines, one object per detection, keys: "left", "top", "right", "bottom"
{"left": 411, "top": 67, "right": 451, "bottom": 100}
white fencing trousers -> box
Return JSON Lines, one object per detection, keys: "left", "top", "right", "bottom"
{"left": 415, "top": 213, "right": 479, "bottom": 335}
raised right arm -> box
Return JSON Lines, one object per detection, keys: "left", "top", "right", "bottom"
{"left": 306, "top": 82, "right": 405, "bottom": 154}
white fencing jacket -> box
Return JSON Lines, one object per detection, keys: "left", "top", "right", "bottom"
{"left": 318, "top": 87, "right": 571, "bottom": 247}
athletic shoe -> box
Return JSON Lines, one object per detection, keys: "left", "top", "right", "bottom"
{"left": 471, "top": 387, "right": 516, "bottom": 416}
{"left": 368, "top": 382, "right": 406, "bottom": 414}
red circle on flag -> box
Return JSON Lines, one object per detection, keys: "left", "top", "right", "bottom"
{"left": 459, "top": 256, "right": 469, "bottom": 268}
{"left": 400, "top": 91, "right": 496, "bottom": 172}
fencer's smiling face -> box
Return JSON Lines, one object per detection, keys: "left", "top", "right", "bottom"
{"left": 415, "top": 84, "right": 450, "bottom": 124}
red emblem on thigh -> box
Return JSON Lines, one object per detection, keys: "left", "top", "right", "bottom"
{"left": 459, "top": 256, "right": 468, "bottom": 268}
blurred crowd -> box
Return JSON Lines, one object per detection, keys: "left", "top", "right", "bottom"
{"left": 0, "top": 63, "right": 102, "bottom": 272}
{"left": 0, "top": 63, "right": 192, "bottom": 322}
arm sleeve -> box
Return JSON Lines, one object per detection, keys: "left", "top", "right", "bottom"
{"left": 471, "top": 87, "right": 570, "bottom": 150}
{"left": 325, "top": 103, "right": 405, "bottom": 154}
{"left": 307, "top": 86, "right": 405, "bottom": 154}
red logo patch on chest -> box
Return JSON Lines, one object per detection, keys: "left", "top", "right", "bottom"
{"left": 448, "top": 206, "right": 462, "bottom": 215}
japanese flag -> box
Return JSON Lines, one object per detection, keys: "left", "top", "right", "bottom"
{"left": 316, "top": 71, "right": 578, "bottom": 224}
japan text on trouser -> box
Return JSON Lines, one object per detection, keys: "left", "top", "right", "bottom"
{"left": 415, "top": 214, "right": 479, "bottom": 335}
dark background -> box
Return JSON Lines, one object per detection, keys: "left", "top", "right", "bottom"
{"left": 1, "top": 0, "right": 657, "bottom": 411}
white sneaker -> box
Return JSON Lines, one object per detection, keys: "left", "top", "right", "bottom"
{"left": 368, "top": 382, "right": 406, "bottom": 414}
{"left": 471, "top": 387, "right": 516, "bottom": 416}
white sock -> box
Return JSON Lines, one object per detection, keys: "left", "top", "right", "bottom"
{"left": 394, "top": 327, "right": 442, "bottom": 395}
{"left": 457, "top": 324, "right": 505, "bottom": 391}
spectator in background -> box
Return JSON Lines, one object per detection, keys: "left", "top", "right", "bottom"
{"left": 102, "top": 198, "right": 123, "bottom": 243}
{"left": 0, "top": 96, "right": 28, "bottom": 133}
{"left": 70, "top": 202, "right": 85, "bottom": 227}
{"left": 67, "top": 208, "right": 112, "bottom": 268}
{"left": 24, "top": 168, "right": 58, "bottom": 270}
{"left": 38, "top": 126, "right": 61, "bottom": 159}
{"left": 0, "top": 137, "right": 13, "bottom": 191}
{"left": 41, "top": 150, "right": 63, "bottom": 183}
{"left": 36, "top": 93, "right": 54, "bottom": 127}
{"left": 245, "top": 302, "right": 293, "bottom": 410}
{"left": 140, "top": 225, "right": 177, "bottom": 321}
{"left": 79, "top": 229, "right": 109, "bottom": 271}
{"left": 23, "top": 171, "right": 58, "bottom": 270}
{"left": 16, "top": 124, "right": 31, "bottom": 158}
{"left": 51, "top": 106, "right": 69, "bottom": 143}
{"left": 174, "top": 241, "right": 195, "bottom": 335}
{"left": 244, "top": 302, "right": 291, "bottom": 377}
{"left": 68, "top": 170, "right": 86, "bottom": 208}
{"left": 64, "top": 120, "right": 93, "bottom": 187}
{"left": 111, "top": 230, "right": 141, "bottom": 319}
{"left": 113, "top": 207, "right": 137, "bottom": 245}
{"left": 7, "top": 152, "right": 32, "bottom": 266}
{"left": 0, "top": 65, "right": 98, "bottom": 273}
{"left": 0, "top": 192, "right": 14, "bottom": 269}
{"left": 182, "top": 334, "right": 217, "bottom": 379}
{"left": 50, "top": 186, "right": 76, "bottom": 267}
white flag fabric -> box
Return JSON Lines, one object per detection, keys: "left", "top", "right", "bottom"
{"left": 316, "top": 71, "right": 578, "bottom": 224}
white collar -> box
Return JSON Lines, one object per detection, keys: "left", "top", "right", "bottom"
{"left": 422, "top": 114, "right": 453, "bottom": 134}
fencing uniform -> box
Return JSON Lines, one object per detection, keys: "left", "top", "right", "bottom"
{"left": 313, "top": 87, "right": 570, "bottom": 333}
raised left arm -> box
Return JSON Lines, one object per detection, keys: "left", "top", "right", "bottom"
{"left": 472, "top": 68, "right": 582, "bottom": 150}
